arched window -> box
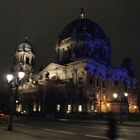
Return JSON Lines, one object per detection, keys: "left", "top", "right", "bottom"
{"left": 26, "top": 57, "right": 29, "bottom": 64}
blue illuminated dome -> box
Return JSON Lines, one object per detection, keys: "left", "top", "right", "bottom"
{"left": 56, "top": 11, "right": 112, "bottom": 66}
{"left": 59, "top": 18, "right": 108, "bottom": 43}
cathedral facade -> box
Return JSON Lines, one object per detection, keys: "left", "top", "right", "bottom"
{"left": 13, "top": 11, "right": 138, "bottom": 116}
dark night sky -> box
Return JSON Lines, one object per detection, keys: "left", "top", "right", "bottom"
{"left": 0, "top": 0, "right": 140, "bottom": 90}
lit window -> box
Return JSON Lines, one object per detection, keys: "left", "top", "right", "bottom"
{"left": 33, "top": 104, "right": 37, "bottom": 112}
{"left": 107, "top": 103, "right": 110, "bottom": 107}
{"left": 57, "top": 104, "right": 60, "bottom": 112}
{"left": 16, "top": 104, "right": 22, "bottom": 112}
{"left": 103, "top": 95, "right": 106, "bottom": 101}
{"left": 38, "top": 105, "right": 41, "bottom": 112}
{"left": 78, "top": 105, "right": 82, "bottom": 112}
{"left": 134, "top": 105, "right": 137, "bottom": 109}
{"left": 67, "top": 104, "right": 71, "bottom": 113}
{"left": 91, "top": 105, "right": 94, "bottom": 111}
{"left": 97, "top": 94, "right": 99, "bottom": 100}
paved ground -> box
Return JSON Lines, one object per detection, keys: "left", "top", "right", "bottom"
{"left": 0, "top": 127, "right": 35, "bottom": 140}
{"left": 1, "top": 118, "right": 140, "bottom": 140}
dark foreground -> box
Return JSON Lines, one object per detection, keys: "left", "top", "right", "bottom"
{"left": 0, "top": 117, "right": 140, "bottom": 140}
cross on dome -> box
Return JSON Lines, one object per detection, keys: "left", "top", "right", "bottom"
{"left": 80, "top": 8, "right": 85, "bottom": 19}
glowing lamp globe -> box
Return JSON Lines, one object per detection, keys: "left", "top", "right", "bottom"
{"left": 124, "top": 92, "right": 128, "bottom": 97}
{"left": 7, "top": 74, "right": 13, "bottom": 83}
{"left": 113, "top": 93, "right": 118, "bottom": 99}
{"left": 18, "top": 72, "right": 25, "bottom": 79}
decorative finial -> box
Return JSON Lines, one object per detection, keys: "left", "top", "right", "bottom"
{"left": 80, "top": 8, "right": 85, "bottom": 19}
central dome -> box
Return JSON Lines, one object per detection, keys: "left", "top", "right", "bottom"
{"left": 56, "top": 13, "right": 112, "bottom": 66}
{"left": 59, "top": 18, "right": 108, "bottom": 42}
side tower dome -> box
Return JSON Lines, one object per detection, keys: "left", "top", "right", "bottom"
{"left": 14, "top": 37, "right": 35, "bottom": 75}
{"left": 55, "top": 10, "right": 112, "bottom": 65}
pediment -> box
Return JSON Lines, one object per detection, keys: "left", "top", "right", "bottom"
{"left": 41, "top": 63, "right": 65, "bottom": 72}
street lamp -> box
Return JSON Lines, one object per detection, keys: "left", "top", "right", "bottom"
{"left": 113, "top": 92, "right": 129, "bottom": 125}
{"left": 7, "top": 74, "right": 14, "bottom": 83}
{"left": 113, "top": 92, "right": 123, "bottom": 124}
{"left": 113, "top": 93, "right": 118, "bottom": 99}
{"left": 18, "top": 72, "right": 25, "bottom": 80}
{"left": 6, "top": 71, "right": 25, "bottom": 131}
{"left": 124, "top": 92, "right": 128, "bottom": 97}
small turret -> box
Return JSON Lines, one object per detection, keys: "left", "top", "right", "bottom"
{"left": 13, "top": 37, "right": 35, "bottom": 76}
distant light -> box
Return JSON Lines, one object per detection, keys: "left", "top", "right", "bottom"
{"left": 78, "top": 105, "right": 82, "bottom": 112}
{"left": 80, "top": 13, "right": 84, "bottom": 19}
{"left": 113, "top": 93, "right": 118, "bottom": 99}
{"left": 94, "top": 110, "right": 97, "bottom": 112}
{"left": 107, "top": 103, "right": 110, "bottom": 107}
{"left": 124, "top": 92, "right": 128, "bottom": 97}
{"left": 80, "top": 8, "right": 85, "bottom": 19}
{"left": 16, "top": 100, "right": 18, "bottom": 103}
{"left": 23, "top": 110, "right": 26, "bottom": 113}
{"left": 134, "top": 105, "right": 137, "bottom": 109}
{"left": 21, "top": 110, "right": 26, "bottom": 114}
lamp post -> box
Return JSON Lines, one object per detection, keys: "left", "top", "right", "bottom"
{"left": 113, "top": 92, "right": 123, "bottom": 124}
{"left": 6, "top": 71, "right": 25, "bottom": 131}
{"left": 113, "top": 92, "right": 128, "bottom": 124}
{"left": 121, "top": 92, "right": 129, "bottom": 124}
{"left": 113, "top": 92, "right": 118, "bottom": 116}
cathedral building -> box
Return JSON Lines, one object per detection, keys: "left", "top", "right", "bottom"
{"left": 14, "top": 10, "right": 138, "bottom": 115}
